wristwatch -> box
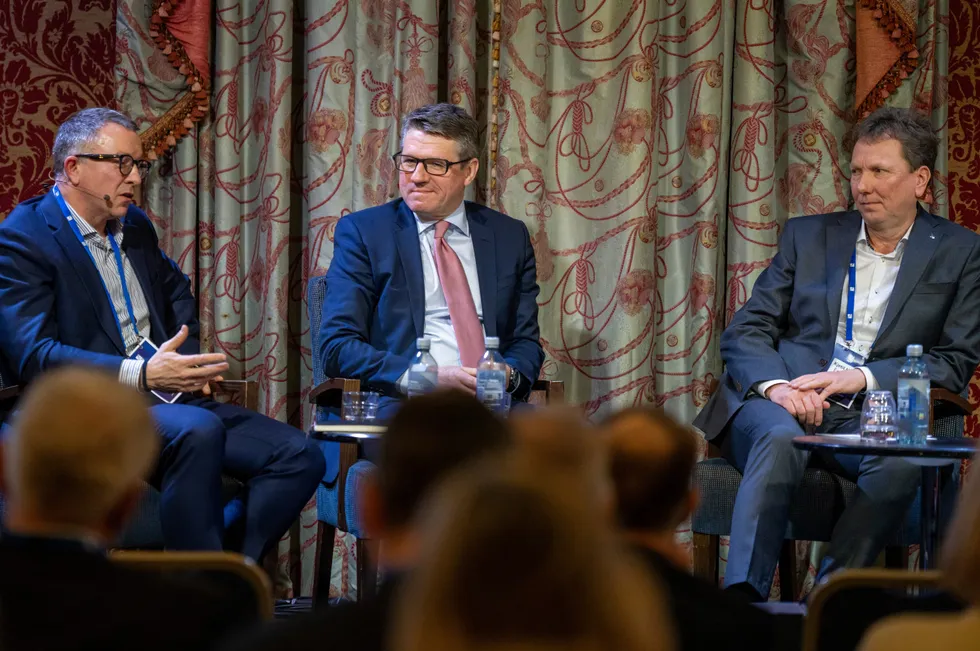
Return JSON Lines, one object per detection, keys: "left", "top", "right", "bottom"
{"left": 506, "top": 366, "right": 520, "bottom": 393}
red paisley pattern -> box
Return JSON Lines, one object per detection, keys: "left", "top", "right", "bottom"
{"left": 0, "top": 0, "right": 116, "bottom": 220}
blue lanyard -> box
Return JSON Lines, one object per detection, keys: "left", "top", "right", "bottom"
{"left": 52, "top": 186, "right": 141, "bottom": 347}
{"left": 845, "top": 248, "right": 857, "bottom": 344}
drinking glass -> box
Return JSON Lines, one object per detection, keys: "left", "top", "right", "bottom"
{"left": 342, "top": 391, "right": 362, "bottom": 421}
{"left": 362, "top": 392, "right": 380, "bottom": 421}
{"left": 861, "top": 390, "right": 898, "bottom": 443}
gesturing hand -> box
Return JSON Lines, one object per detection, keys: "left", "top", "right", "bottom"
{"left": 145, "top": 326, "right": 229, "bottom": 393}
{"left": 767, "top": 384, "right": 831, "bottom": 427}
{"left": 789, "top": 369, "right": 867, "bottom": 400}
{"left": 437, "top": 366, "right": 478, "bottom": 395}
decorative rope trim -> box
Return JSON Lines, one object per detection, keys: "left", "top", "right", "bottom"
{"left": 488, "top": 0, "right": 502, "bottom": 210}
{"left": 856, "top": 0, "right": 920, "bottom": 118}
{"left": 142, "top": 0, "right": 210, "bottom": 159}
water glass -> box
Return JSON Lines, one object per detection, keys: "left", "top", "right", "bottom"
{"left": 342, "top": 391, "right": 362, "bottom": 421}
{"left": 361, "top": 391, "right": 380, "bottom": 421}
{"left": 861, "top": 390, "right": 898, "bottom": 443}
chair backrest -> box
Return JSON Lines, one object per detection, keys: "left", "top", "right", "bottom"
{"left": 803, "top": 569, "right": 962, "bottom": 651}
{"left": 308, "top": 275, "right": 327, "bottom": 387}
{"left": 111, "top": 550, "right": 274, "bottom": 620}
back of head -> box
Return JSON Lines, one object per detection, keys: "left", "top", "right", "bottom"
{"left": 602, "top": 407, "right": 699, "bottom": 532}
{"left": 381, "top": 390, "right": 510, "bottom": 529}
{"left": 391, "top": 454, "right": 674, "bottom": 651}
{"left": 940, "top": 470, "right": 980, "bottom": 605}
{"left": 2, "top": 367, "right": 158, "bottom": 530}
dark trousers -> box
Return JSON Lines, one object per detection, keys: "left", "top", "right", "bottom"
{"left": 721, "top": 398, "right": 921, "bottom": 598}
{"left": 150, "top": 399, "right": 324, "bottom": 561}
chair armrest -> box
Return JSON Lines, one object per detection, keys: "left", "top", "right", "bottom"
{"left": 530, "top": 380, "right": 564, "bottom": 405}
{"left": 211, "top": 380, "right": 259, "bottom": 413}
{"left": 309, "top": 378, "right": 361, "bottom": 405}
{"left": 930, "top": 387, "right": 972, "bottom": 415}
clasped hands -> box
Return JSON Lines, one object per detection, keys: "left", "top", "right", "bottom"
{"left": 145, "top": 325, "right": 229, "bottom": 395}
{"left": 430, "top": 364, "right": 514, "bottom": 396}
{"left": 766, "top": 368, "right": 867, "bottom": 427}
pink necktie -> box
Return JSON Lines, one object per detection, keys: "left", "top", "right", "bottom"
{"left": 433, "top": 220, "right": 485, "bottom": 367}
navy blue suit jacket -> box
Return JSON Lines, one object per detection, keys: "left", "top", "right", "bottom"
{"left": 694, "top": 208, "right": 980, "bottom": 441}
{"left": 317, "top": 199, "right": 544, "bottom": 478}
{"left": 0, "top": 191, "right": 199, "bottom": 385}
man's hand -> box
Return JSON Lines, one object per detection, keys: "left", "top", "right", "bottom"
{"left": 789, "top": 368, "right": 867, "bottom": 400}
{"left": 437, "top": 366, "right": 478, "bottom": 395}
{"left": 767, "top": 384, "right": 831, "bottom": 427}
{"left": 145, "top": 326, "right": 229, "bottom": 393}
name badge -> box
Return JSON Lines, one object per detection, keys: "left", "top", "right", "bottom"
{"left": 130, "top": 338, "right": 182, "bottom": 404}
{"left": 825, "top": 340, "right": 866, "bottom": 410}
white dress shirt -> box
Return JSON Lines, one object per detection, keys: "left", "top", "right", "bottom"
{"left": 758, "top": 220, "right": 912, "bottom": 398}
{"left": 397, "top": 202, "right": 486, "bottom": 391}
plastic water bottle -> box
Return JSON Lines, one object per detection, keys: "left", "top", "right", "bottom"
{"left": 476, "top": 337, "right": 510, "bottom": 414}
{"left": 407, "top": 338, "right": 438, "bottom": 398}
{"left": 897, "top": 344, "right": 930, "bottom": 445}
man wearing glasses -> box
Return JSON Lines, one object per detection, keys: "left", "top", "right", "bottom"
{"left": 319, "top": 103, "right": 543, "bottom": 465}
{"left": 0, "top": 108, "right": 324, "bottom": 561}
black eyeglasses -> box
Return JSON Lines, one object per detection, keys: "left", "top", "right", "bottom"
{"left": 74, "top": 153, "right": 152, "bottom": 179}
{"left": 392, "top": 153, "right": 473, "bottom": 176}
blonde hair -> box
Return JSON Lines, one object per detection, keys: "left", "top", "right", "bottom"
{"left": 3, "top": 367, "right": 158, "bottom": 528}
{"left": 390, "top": 414, "right": 674, "bottom": 651}
{"left": 940, "top": 469, "right": 980, "bottom": 604}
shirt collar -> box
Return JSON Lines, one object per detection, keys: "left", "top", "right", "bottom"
{"left": 415, "top": 201, "right": 468, "bottom": 237}
{"left": 63, "top": 197, "right": 121, "bottom": 241}
{"left": 857, "top": 220, "right": 913, "bottom": 251}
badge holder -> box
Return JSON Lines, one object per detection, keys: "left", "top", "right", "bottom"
{"left": 826, "top": 340, "right": 866, "bottom": 410}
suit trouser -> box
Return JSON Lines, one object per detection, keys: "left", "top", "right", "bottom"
{"left": 149, "top": 399, "right": 325, "bottom": 561}
{"left": 720, "top": 398, "right": 921, "bottom": 598}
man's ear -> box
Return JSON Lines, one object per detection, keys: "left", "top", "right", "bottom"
{"left": 914, "top": 165, "right": 932, "bottom": 200}
{"left": 357, "top": 469, "right": 385, "bottom": 540}
{"left": 462, "top": 158, "right": 480, "bottom": 187}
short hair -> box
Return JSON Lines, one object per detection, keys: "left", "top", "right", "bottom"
{"left": 850, "top": 107, "right": 938, "bottom": 172}
{"left": 940, "top": 470, "right": 980, "bottom": 604}
{"left": 603, "top": 407, "right": 700, "bottom": 531}
{"left": 400, "top": 103, "right": 480, "bottom": 161}
{"left": 3, "top": 367, "right": 158, "bottom": 528}
{"left": 380, "top": 390, "right": 510, "bottom": 528}
{"left": 52, "top": 108, "right": 138, "bottom": 179}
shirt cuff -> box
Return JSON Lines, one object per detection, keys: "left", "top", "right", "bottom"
{"left": 120, "top": 359, "right": 145, "bottom": 391}
{"left": 755, "top": 379, "right": 789, "bottom": 399}
{"left": 857, "top": 366, "right": 878, "bottom": 392}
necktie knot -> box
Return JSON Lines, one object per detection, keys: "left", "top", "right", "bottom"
{"left": 434, "top": 220, "right": 450, "bottom": 240}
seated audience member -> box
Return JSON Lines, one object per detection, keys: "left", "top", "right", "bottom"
{"left": 692, "top": 107, "right": 980, "bottom": 601}
{"left": 318, "top": 102, "right": 544, "bottom": 477}
{"left": 602, "top": 407, "right": 780, "bottom": 651}
{"left": 222, "top": 390, "right": 511, "bottom": 651}
{"left": 0, "top": 107, "right": 324, "bottom": 560}
{"left": 389, "top": 430, "right": 674, "bottom": 651}
{"left": 858, "top": 470, "right": 980, "bottom": 651}
{"left": 0, "top": 368, "right": 254, "bottom": 651}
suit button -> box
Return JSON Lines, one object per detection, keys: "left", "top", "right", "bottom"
{"left": 819, "top": 359, "right": 827, "bottom": 366}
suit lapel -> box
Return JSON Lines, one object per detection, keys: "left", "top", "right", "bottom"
{"left": 825, "top": 212, "right": 862, "bottom": 332}
{"left": 394, "top": 201, "right": 425, "bottom": 339}
{"left": 43, "top": 193, "right": 127, "bottom": 355}
{"left": 876, "top": 209, "right": 942, "bottom": 344}
{"left": 121, "top": 218, "right": 166, "bottom": 343}
{"left": 467, "top": 203, "right": 497, "bottom": 337}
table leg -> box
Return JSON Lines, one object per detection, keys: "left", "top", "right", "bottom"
{"left": 920, "top": 466, "right": 941, "bottom": 570}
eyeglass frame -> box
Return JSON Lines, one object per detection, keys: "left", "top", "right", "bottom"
{"left": 73, "top": 153, "right": 152, "bottom": 179}
{"left": 392, "top": 152, "right": 475, "bottom": 176}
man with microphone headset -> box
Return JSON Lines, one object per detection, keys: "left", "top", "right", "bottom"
{"left": 0, "top": 108, "right": 324, "bottom": 561}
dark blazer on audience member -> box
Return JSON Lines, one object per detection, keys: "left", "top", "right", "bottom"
{"left": 0, "top": 535, "right": 254, "bottom": 651}
{"left": 222, "top": 575, "right": 402, "bottom": 651}
{"left": 632, "top": 545, "right": 781, "bottom": 651}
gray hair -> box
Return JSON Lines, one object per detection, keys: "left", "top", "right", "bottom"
{"left": 52, "top": 108, "right": 138, "bottom": 179}
{"left": 851, "top": 107, "right": 938, "bottom": 172}
{"left": 400, "top": 103, "right": 480, "bottom": 161}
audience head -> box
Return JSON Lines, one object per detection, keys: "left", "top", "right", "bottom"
{"left": 849, "top": 107, "right": 935, "bottom": 226}
{"left": 940, "top": 469, "right": 980, "bottom": 605}
{"left": 0, "top": 367, "right": 158, "bottom": 542}
{"left": 52, "top": 107, "right": 147, "bottom": 221}
{"left": 391, "top": 448, "right": 674, "bottom": 651}
{"left": 361, "top": 389, "right": 510, "bottom": 544}
{"left": 602, "top": 406, "right": 700, "bottom": 534}
{"left": 397, "top": 103, "right": 480, "bottom": 221}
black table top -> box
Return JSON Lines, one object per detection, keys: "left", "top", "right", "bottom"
{"left": 309, "top": 421, "right": 386, "bottom": 443}
{"left": 792, "top": 434, "right": 977, "bottom": 460}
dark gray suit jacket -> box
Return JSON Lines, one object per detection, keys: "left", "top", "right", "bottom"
{"left": 694, "top": 207, "right": 980, "bottom": 441}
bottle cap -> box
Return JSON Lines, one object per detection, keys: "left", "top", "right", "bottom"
{"left": 906, "top": 344, "right": 923, "bottom": 357}
{"left": 485, "top": 336, "right": 500, "bottom": 348}
{"left": 416, "top": 338, "right": 431, "bottom": 350}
